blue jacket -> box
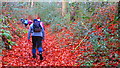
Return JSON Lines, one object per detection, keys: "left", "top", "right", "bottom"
{"left": 24, "top": 20, "right": 28, "bottom": 24}
{"left": 28, "top": 23, "right": 45, "bottom": 39}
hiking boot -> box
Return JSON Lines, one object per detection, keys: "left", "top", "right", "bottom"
{"left": 32, "top": 54, "right": 36, "bottom": 58}
{"left": 39, "top": 54, "right": 43, "bottom": 60}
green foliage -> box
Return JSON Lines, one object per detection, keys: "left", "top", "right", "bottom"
{"left": 23, "top": 30, "right": 28, "bottom": 33}
{"left": 35, "top": 2, "right": 62, "bottom": 24}
{"left": 0, "top": 33, "right": 12, "bottom": 39}
{"left": 81, "top": 16, "right": 90, "bottom": 19}
{"left": 81, "top": 61, "right": 94, "bottom": 66}
{"left": 0, "top": 28, "right": 12, "bottom": 39}
{"left": 50, "top": 13, "right": 71, "bottom": 32}
{"left": 8, "top": 40, "right": 17, "bottom": 46}
{"left": 0, "top": 19, "right": 17, "bottom": 49}
{"left": 67, "top": 2, "right": 119, "bottom": 66}
{"left": 2, "top": 25, "right": 10, "bottom": 28}
{"left": 0, "top": 19, "right": 2, "bottom": 22}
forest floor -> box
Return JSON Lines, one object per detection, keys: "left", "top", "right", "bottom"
{"left": 2, "top": 23, "right": 86, "bottom": 66}
{"left": 2, "top": 20, "right": 120, "bottom": 66}
{"left": 1, "top": 4, "right": 120, "bottom": 67}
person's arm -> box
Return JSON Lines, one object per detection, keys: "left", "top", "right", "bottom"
{"left": 42, "top": 22, "right": 45, "bottom": 30}
{"left": 40, "top": 22, "right": 45, "bottom": 40}
{"left": 42, "top": 27, "right": 45, "bottom": 40}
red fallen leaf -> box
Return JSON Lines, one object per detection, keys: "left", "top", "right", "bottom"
{"left": 92, "top": 31, "right": 97, "bottom": 33}
{"left": 104, "top": 38, "right": 108, "bottom": 41}
{"left": 116, "top": 51, "right": 120, "bottom": 55}
{"left": 98, "top": 33, "right": 104, "bottom": 36}
{"left": 106, "top": 21, "right": 110, "bottom": 23}
{"left": 73, "top": 22, "right": 77, "bottom": 24}
{"left": 97, "top": 62, "right": 105, "bottom": 66}
{"left": 109, "top": 62, "right": 119, "bottom": 66}
{"left": 108, "top": 24, "right": 117, "bottom": 30}
{"left": 56, "top": 24, "right": 60, "bottom": 26}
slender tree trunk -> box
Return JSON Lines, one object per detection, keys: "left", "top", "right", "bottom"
{"left": 118, "top": 1, "right": 120, "bottom": 37}
{"left": 70, "top": 2, "right": 79, "bottom": 22}
{"left": 118, "top": 1, "right": 120, "bottom": 18}
{"left": 28, "top": 0, "right": 31, "bottom": 7}
{"left": 0, "top": 2, "right": 2, "bottom": 19}
{"left": 31, "top": 0, "right": 34, "bottom": 8}
{"left": 62, "top": 0, "right": 67, "bottom": 16}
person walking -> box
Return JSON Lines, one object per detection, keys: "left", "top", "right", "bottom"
{"left": 28, "top": 19, "right": 45, "bottom": 60}
{"left": 20, "top": 18, "right": 25, "bottom": 24}
{"left": 24, "top": 19, "right": 28, "bottom": 27}
{"left": 28, "top": 20, "right": 33, "bottom": 26}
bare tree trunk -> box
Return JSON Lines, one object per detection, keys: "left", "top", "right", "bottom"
{"left": 31, "top": 0, "right": 34, "bottom": 8}
{"left": 28, "top": 0, "right": 31, "bottom": 7}
{"left": 117, "top": 1, "right": 120, "bottom": 17}
{"left": 29, "top": 0, "right": 33, "bottom": 8}
{"left": 0, "top": 2, "right": 2, "bottom": 19}
{"left": 70, "top": 2, "right": 79, "bottom": 22}
{"left": 118, "top": 1, "right": 120, "bottom": 37}
{"left": 62, "top": 0, "right": 67, "bottom": 16}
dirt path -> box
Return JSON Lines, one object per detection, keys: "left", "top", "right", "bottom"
{"left": 2, "top": 25, "right": 79, "bottom": 66}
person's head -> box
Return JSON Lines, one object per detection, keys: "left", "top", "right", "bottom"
{"left": 20, "top": 18, "right": 24, "bottom": 22}
{"left": 33, "top": 19, "right": 38, "bottom": 23}
{"left": 20, "top": 18, "right": 23, "bottom": 21}
{"left": 29, "top": 20, "right": 32, "bottom": 22}
{"left": 37, "top": 19, "right": 40, "bottom": 21}
{"left": 37, "top": 17, "right": 41, "bottom": 22}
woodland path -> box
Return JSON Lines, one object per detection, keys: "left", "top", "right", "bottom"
{"left": 2, "top": 24, "right": 83, "bottom": 66}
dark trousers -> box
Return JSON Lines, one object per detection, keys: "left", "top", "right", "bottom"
{"left": 24, "top": 24, "right": 28, "bottom": 27}
{"left": 32, "top": 36, "right": 43, "bottom": 54}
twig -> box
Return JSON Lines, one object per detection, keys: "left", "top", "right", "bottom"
{"left": 75, "top": 35, "right": 87, "bottom": 50}
{"left": 74, "top": 22, "right": 89, "bottom": 50}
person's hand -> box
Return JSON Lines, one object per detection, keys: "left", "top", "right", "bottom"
{"left": 42, "top": 37, "right": 45, "bottom": 41}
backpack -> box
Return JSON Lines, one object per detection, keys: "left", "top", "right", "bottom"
{"left": 33, "top": 22, "right": 42, "bottom": 32}
{"left": 20, "top": 19, "right": 25, "bottom": 24}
